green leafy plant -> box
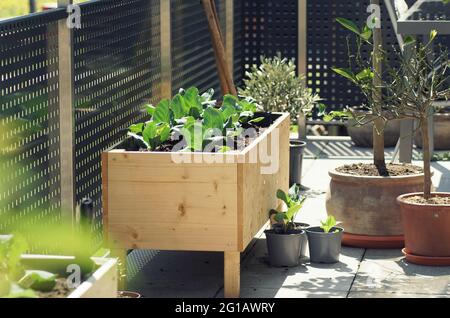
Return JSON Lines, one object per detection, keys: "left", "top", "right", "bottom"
{"left": 330, "top": 11, "right": 415, "bottom": 170}
{"left": 320, "top": 215, "right": 341, "bottom": 233}
{"left": 387, "top": 32, "right": 450, "bottom": 199}
{"left": 0, "top": 234, "right": 41, "bottom": 298}
{"left": 239, "top": 54, "right": 322, "bottom": 125}
{"left": 129, "top": 87, "right": 264, "bottom": 152}
{"left": 269, "top": 184, "right": 306, "bottom": 234}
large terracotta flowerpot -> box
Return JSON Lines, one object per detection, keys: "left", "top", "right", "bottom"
{"left": 346, "top": 108, "right": 400, "bottom": 148}
{"left": 397, "top": 193, "right": 450, "bottom": 260}
{"left": 326, "top": 170, "right": 426, "bottom": 243}
{"left": 414, "top": 112, "right": 450, "bottom": 150}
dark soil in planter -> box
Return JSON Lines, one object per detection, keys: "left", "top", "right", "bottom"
{"left": 35, "top": 278, "right": 74, "bottom": 298}
{"left": 336, "top": 163, "right": 423, "bottom": 177}
{"left": 403, "top": 195, "right": 450, "bottom": 205}
{"left": 118, "top": 112, "right": 280, "bottom": 153}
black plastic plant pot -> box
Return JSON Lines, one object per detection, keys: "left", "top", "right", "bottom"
{"left": 265, "top": 229, "right": 305, "bottom": 267}
{"left": 306, "top": 227, "right": 344, "bottom": 264}
{"left": 289, "top": 140, "right": 306, "bottom": 185}
{"left": 295, "top": 222, "right": 310, "bottom": 258}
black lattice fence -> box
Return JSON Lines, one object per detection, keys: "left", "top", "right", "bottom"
{"left": 73, "top": 0, "right": 161, "bottom": 240}
{"left": 306, "top": 0, "right": 402, "bottom": 112}
{"left": 0, "top": 10, "right": 66, "bottom": 234}
{"left": 233, "top": 0, "right": 244, "bottom": 86}
{"left": 241, "top": 0, "right": 298, "bottom": 71}
{"left": 171, "top": 0, "right": 226, "bottom": 96}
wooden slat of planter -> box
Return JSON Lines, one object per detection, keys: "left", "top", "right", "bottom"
{"left": 104, "top": 113, "right": 290, "bottom": 254}
{"left": 106, "top": 154, "right": 239, "bottom": 252}
{"left": 239, "top": 114, "right": 290, "bottom": 250}
{"left": 68, "top": 258, "right": 118, "bottom": 298}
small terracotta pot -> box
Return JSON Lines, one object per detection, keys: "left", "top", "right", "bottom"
{"left": 397, "top": 192, "right": 450, "bottom": 258}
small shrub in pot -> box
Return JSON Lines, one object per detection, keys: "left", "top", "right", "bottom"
{"left": 239, "top": 55, "right": 322, "bottom": 185}
{"left": 265, "top": 185, "right": 307, "bottom": 267}
{"left": 306, "top": 216, "right": 344, "bottom": 264}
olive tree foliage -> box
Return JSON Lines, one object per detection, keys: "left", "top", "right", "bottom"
{"left": 238, "top": 54, "right": 322, "bottom": 123}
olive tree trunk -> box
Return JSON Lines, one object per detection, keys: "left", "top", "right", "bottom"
{"left": 371, "top": 0, "right": 385, "bottom": 168}
{"left": 421, "top": 116, "right": 432, "bottom": 199}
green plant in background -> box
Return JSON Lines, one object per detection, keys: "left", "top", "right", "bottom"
{"left": 320, "top": 215, "right": 340, "bottom": 233}
{"left": 239, "top": 54, "right": 322, "bottom": 124}
{"left": 128, "top": 87, "right": 264, "bottom": 152}
{"left": 269, "top": 184, "right": 306, "bottom": 234}
{"left": 331, "top": 13, "right": 409, "bottom": 172}
{"left": 0, "top": 234, "right": 58, "bottom": 298}
{"left": 388, "top": 32, "right": 450, "bottom": 199}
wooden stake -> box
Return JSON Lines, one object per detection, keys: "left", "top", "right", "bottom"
{"left": 202, "top": 0, "right": 237, "bottom": 96}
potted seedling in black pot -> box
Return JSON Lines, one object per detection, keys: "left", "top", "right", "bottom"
{"left": 265, "top": 185, "right": 307, "bottom": 267}
{"left": 306, "top": 216, "right": 343, "bottom": 264}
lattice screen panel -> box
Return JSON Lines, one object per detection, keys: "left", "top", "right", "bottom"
{"left": 307, "top": 0, "right": 400, "bottom": 113}
{"left": 233, "top": 0, "right": 244, "bottom": 86}
{"left": 0, "top": 11, "right": 66, "bottom": 233}
{"left": 242, "top": 0, "right": 298, "bottom": 71}
{"left": 171, "top": 0, "right": 226, "bottom": 96}
{"left": 73, "top": 0, "right": 161, "bottom": 239}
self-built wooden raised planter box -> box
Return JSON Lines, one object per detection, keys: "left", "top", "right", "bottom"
{"left": 102, "top": 113, "right": 290, "bottom": 298}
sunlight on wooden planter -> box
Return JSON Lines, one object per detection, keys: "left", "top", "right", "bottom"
{"left": 102, "top": 113, "right": 290, "bottom": 298}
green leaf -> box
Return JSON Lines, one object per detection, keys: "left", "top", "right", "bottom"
{"left": 157, "top": 123, "right": 171, "bottom": 143}
{"left": 222, "top": 94, "right": 238, "bottom": 109}
{"left": 285, "top": 204, "right": 302, "bottom": 222}
{"left": 4, "top": 283, "right": 37, "bottom": 298}
{"left": 220, "top": 103, "right": 237, "bottom": 122}
{"left": 238, "top": 99, "right": 257, "bottom": 112}
{"left": 317, "top": 103, "right": 327, "bottom": 117}
{"left": 146, "top": 104, "right": 156, "bottom": 116}
{"left": 430, "top": 30, "right": 438, "bottom": 42}
{"left": 201, "top": 88, "right": 215, "bottom": 102}
{"left": 153, "top": 99, "right": 171, "bottom": 124}
{"left": 203, "top": 107, "right": 224, "bottom": 130}
{"left": 181, "top": 120, "right": 204, "bottom": 151}
{"left": 356, "top": 68, "right": 374, "bottom": 82}
{"left": 142, "top": 121, "right": 157, "bottom": 147}
{"left": 189, "top": 107, "right": 201, "bottom": 119}
{"left": 218, "top": 145, "right": 231, "bottom": 153}
{"left": 320, "top": 215, "right": 339, "bottom": 233}
{"left": 184, "top": 87, "right": 202, "bottom": 111}
{"left": 129, "top": 123, "right": 144, "bottom": 134}
{"left": 18, "top": 270, "right": 56, "bottom": 292}
{"left": 288, "top": 184, "right": 302, "bottom": 202}
{"left": 171, "top": 94, "right": 188, "bottom": 119}
{"left": 403, "top": 35, "right": 416, "bottom": 47}
{"left": 276, "top": 189, "right": 292, "bottom": 208}
{"left": 361, "top": 25, "right": 373, "bottom": 42}
{"left": 331, "top": 67, "right": 357, "bottom": 83}
{"left": 249, "top": 117, "right": 264, "bottom": 124}
{"left": 274, "top": 212, "right": 288, "bottom": 223}
{"left": 336, "top": 17, "right": 360, "bottom": 35}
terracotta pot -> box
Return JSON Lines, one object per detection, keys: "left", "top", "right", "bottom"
{"left": 326, "top": 169, "right": 426, "bottom": 236}
{"left": 414, "top": 113, "right": 450, "bottom": 150}
{"left": 397, "top": 192, "right": 450, "bottom": 257}
{"left": 346, "top": 109, "right": 400, "bottom": 148}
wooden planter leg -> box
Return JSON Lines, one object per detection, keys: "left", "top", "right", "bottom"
{"left": 224, "top": 251, "right": 240, "bottom": 298}
{"left": 111, "top": 248, "right": 128, "bottom": 291}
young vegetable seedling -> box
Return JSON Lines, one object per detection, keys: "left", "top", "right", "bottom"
{"left": 269, "top": 184, "right": 306, "bottom": 234}
{"left": 320, "top": 215, "right": 341, "bottom": 233}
